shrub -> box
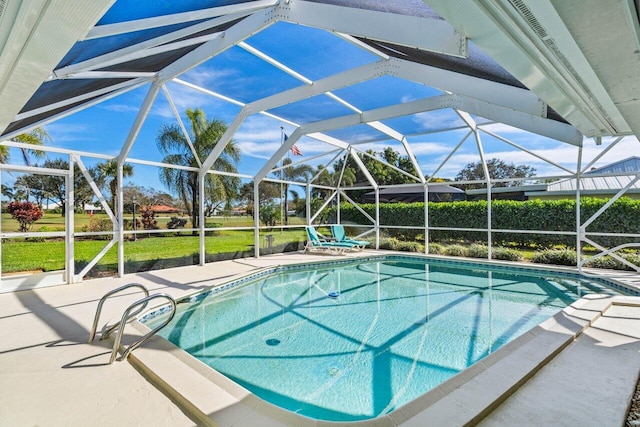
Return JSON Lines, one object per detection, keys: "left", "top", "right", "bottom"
{"left": 396, "top": 241, "right": 424, "bottom": 252}
{"left": 336, "top": 197, "right": 640, "bottom": 249}
{"left": 82, "top": 217, "right": 113, "bottom": 233}
{"left": 531, "top": 249, "right": 577, "bottom": 266}
{"left": 167, "top": 217, "right": 187, "bottom": 229}
{"left": 428, "top": 243, "right": 444, "bottom": 254}
{"left": 205, "top": 222, "right": 223, "bottom": 236}
{"left": 140, "top": 206, "right": 158, "bottom": 230}
{"left": 584, "top": 253, "right": 640, "bottom": 271}
{"left": 444, "top": 245, "right": 467, "bottom": 257}
{"left": 491, "top": 247, "right": 523, "bottom": 261}
{"left": 379, "top": 238, "right": 399, "bottom": 250}
{"left": 466, "top": 244, "right": 488, "bottom": 258}
{"left": 7, "top": 201, "right": 44, "bottom": 232}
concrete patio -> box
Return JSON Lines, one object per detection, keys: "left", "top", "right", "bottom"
{"left": 1, "top": 252, "right": 639, "bottom": 426}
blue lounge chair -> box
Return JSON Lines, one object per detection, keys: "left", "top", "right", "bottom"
{"left": 330, "top": 225, "right": 371, "bottom": 250}
{"left": 305, "top": 226, "right": 356, "bottom": 255}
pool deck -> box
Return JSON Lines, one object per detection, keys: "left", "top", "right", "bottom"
{"left": 1, "top": 251, "right": 639, "bottom": 426}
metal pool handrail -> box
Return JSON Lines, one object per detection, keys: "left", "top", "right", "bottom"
{"left": 89, "top": 283, "right": 149, "bottom": 343}
{"left": 109, "top": 293, "right": 176, "bottom": 364}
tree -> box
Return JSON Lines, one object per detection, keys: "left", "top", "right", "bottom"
{"left": 455, "top": 158, "right": 536, "bottom": 190}
{"left": 19, "top": 159, "right": 97, "bottom": 216}
{"left": 239, "top": 181, "right": 280, "bottom": 216}
{"left": 280, "top": 157, "right": 313, "bottom": 224}
{"left": 0, "top": 128, "right": 49, "bottom": 165}
{"left": 96, "top": 159, "right": 134, "bottom": 216}
{"left": 156, "top": 108, "right": 240, "bottom": 230}
{"left": 7, "top": 201, "right": 43, "bottom": 232}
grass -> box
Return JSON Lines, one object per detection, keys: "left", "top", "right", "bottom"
{"left": 1, "top": 212, "right": 306, "bottom": 232}
{"left": 2, "top": 228, "right": 306, "bottom": 275}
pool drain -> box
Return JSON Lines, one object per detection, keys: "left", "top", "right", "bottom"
{"left": 328, "top": 291, "right": 340, "bottom": 298}
{"left": 265, "top": 338, "right": 281, "bottom": 346}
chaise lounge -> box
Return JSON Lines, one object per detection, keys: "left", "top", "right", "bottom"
{"left": 305, "top": 226, "right": 357, "bottom": 255}
{"left": 330, "top": 225, "right": 371, "bottom": 250}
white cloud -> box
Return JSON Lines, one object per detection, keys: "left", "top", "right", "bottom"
{"left": 412, "top": 109, "right": 463, "bottom": 130}
{"left": 101, "top": 104, "right": 140, "bottom": 114}
{"left": 181, "top": 66, "right": 237, "bottom": 88}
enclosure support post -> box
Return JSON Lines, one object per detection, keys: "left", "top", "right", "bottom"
{"left": 199, "top": 172, "right": 205, "bottom": 266}
{"left": 375, "top": 188, "right": 380, "bottom": 249}
{"left": 306, "top": 181, "right": 311, "bottom": 226}
{"left": 65, "top": 158, "right": 75, "bottom": 283}
{"left": 424, "top": 184, "right": 429, "bottom": 254}
{"left": 254, "top": 180, "right": 260, "bottom": 258}
{"left": 337, "top": 190, "right": 341, "bottom": 224}
{"left": 576, "top": 146, "right": 582, "bottom": 270}
{"left": 117, "top": 163, "right": 124, "bottom": 277}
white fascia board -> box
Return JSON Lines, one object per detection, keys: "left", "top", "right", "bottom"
{"left": 423, "top": 0, "right": 621, "bottom": 136}
{"left": 0, "top": 0, "right": 115, "bottom": 134}
{"left": 85, "top": 0, "right": 278, "bottom": 40}
{"left": 247, "top": 59, "right": 387, "bottom": 114}
{"left": 450, "top": 94, "right": 583, "bottom": 146}
{"left": 301, "top": 95, "right": 451, "bottom": 135}
{"left": 254, "top": 129, "right": 303, "bottom": 182}
{"left": 522, "top": 0, "right": 627, "bottom": 134}
{"left": 158, "top": 8, "right": 277, "bottom": 83}
{"left": 392, "top": 58, "right": 547, "bottom": 117}
{"left": 283, "top": 0, "right": 467, "bottom": 57}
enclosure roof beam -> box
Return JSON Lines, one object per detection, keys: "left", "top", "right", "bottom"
{"left": 283, "top": 0, "right": 467, "bottom": 57}
{"left": 450, "top": 94, "right": 583, "bottom": 145}
{"left": 391, "top": 58, "right": 547, "bottom": 118}
{"left": 157, "top": 7, "right": 277, "bottom": 84}
{"left": 84, "top": 0, "right": 278, "bottom": 40}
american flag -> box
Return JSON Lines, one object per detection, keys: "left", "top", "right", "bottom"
{"left": 284, "top": 133, "right": 303, "bottom": 156}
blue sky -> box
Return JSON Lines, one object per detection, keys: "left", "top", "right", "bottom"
{"left": 7, "top": 21, "right": 639, "bottom": 198}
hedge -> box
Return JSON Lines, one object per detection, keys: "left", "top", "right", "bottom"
{"left": 334, "top": 197, "right": 640, "bottom": 248}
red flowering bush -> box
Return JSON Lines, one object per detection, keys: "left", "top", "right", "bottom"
{"left": 6, "top": 201, "right": 44, "bottom": 232}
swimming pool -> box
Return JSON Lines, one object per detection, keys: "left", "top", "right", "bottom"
{"left": 143, "top": 256, "right": 628, "bottom": 422}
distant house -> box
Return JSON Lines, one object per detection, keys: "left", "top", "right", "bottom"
{"left": 150, "top": 205, "right": 181, "bottom": 214}
{"left": 84, "top": 203, "right": 101, "bottom": 214}
{"left": 467, "top": 157, "right": 640, "bottom": 201}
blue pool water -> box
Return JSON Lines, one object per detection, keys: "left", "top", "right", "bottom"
{"left": 144, "top": 256, "right": 626, "bottom": 421}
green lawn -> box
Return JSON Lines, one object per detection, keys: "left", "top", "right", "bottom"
{"left": 2, "top": 229, "right": 306, "bottom": 275}
{"left": 1, "top": 212, "right": 306, "bottom": 232}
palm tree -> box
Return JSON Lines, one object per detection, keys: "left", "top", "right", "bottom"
{"left": 156, "top": 108, "right": 240, "bottom": 231}
{"left": 280, "top": 157, "right": 313, "bottom": 224}
{"left": 0, "top": 128, "right": 49, "bottom": 165}
{"left": 96, "top": 159, "right": 134, "bottom": 216}
{"left": 313, "top": 163, "right": 356, "bottom": 197}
